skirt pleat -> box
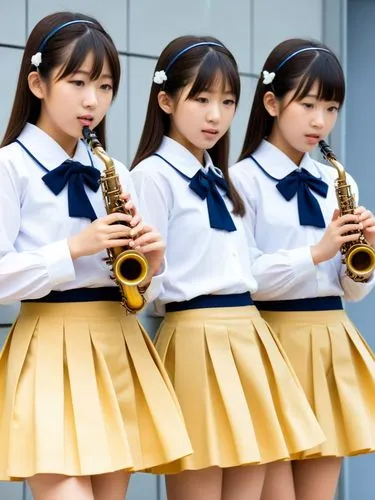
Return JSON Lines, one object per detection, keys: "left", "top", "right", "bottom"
{"left": 151, "top": 306, "right": 325, "bottom": 473}
{"left": 261, "top": 309, "right": 375, "bottom": 458}
{"left": 0, "top": 302, "right": 192, "bottom": 480}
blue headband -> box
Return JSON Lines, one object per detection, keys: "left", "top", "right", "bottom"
{"left": 153, "top": 41, "right": 225, "bottom": 85}
{"left": 39, "top": 20, "right": 95, "bottom": 53}
{"left": 275, "top": 47, "right": 330, "bottom": 72}
{"left": 262, "top": 46, "right": 331, "bottom": 86}
{"left": 31, "top": 20, "right": 95, "bottom": 68}
{"left": 165, "top": 42, "right": 224, "bottom": 74}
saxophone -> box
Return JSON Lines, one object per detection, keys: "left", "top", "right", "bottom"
{"left": 319, "top": 140, "right": 375, "bottom": 282}
{"left": 83, "top": 126, "right": 148, "bottom": 312}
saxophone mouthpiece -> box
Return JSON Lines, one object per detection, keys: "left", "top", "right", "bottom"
{"left": 82, "top": 126, "right": 101, "bottom": 149}
{"left": 319, "top": 140, "right": 336, "bottom": 161}
{"left": 82, "top": 126, "right": 91, "bottom": 141}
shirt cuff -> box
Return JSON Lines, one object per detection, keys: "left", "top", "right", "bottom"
{"left": 143, "top": 257, "right": 167, "bottom": 303}
{"left": 340, "top": 265, "right": 375, "bottom": 301}
{"left": 289, "top": 246, "right": 317, "bottom": 279}
{"left": 366, "top": 271, "right": 375, "bottom": 285}
{"left": 39, "top": 239, "right": 76, "bottom": 287}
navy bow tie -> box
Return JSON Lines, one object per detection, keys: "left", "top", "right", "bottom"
{"left": 189, "top": 168, "right": 236, "bottom": 232}
{"left": 42, "top": 160, "right": 101, "bottom": 221}
{"left": 276, "top": 168, "right": 328, "bottom": 228}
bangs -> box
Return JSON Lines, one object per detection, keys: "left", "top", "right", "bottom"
{"left": 293, "top": 53, "right": 345, "bottom": 105}
{"left": 56, "top": 30, "right": 120, "bottom": 95}
{"left": 186, "top": 50, "right": 240, "bottom": 102}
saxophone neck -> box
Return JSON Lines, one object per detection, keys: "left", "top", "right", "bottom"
{"left": 319, "top": 140, "right": 346, "bottom": 181}
{"left": 91, "top": 145, "right": 114, "bottom": 172}
{"left": 82, "top": 126, "right": 114, "bottom": 171}
{"left": 328, "top": 156, "right": 346, "bottom": 182}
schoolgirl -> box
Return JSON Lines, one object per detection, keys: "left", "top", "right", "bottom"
{"left": 130, "top": 35, "right": 325, "bottom": 500}
{"left": 0, "top": 11, "right": 192, "bottom": 500}
{"left": 231, "top": 38, "right": 375, "bottom": 500}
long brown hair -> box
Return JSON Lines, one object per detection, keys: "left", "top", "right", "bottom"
{"left": 1, "top": 11, "right": 121, "bottom": 148}
{"left": 130, "top": 35, "right": 245, "bottom": 215}
{"left": 239, "top": 38, "right": 345, "bottom": 161}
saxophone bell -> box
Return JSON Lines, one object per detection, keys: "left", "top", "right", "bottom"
{"left": 346, "top": 244, "right": 375, "bottom": 279}
{"left": 111, "top": 250, "right": 148, "bottom": 312}
{"left": 114, "top": 250, "right": 147, "bottom": 283}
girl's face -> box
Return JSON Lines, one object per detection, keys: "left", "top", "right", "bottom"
{"left": 32, "top": 51, "right": 114, "bottom": 155}
{"left": 267, "top": 81, "right": 340, "bottom": 164}
{"left": 161, "top": 75, "right": 236, "bottom": 163}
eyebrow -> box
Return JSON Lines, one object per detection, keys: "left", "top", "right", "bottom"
{"left": 203, "top": 89, "right": 235, "bottom": 95}
{"left": 304, "top": 93, "right": 338, "bottom": 102}
{"left": 73, "top": 70, "right": 113, "bottom": 79}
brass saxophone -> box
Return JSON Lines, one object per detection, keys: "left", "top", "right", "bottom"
{"left": 319, "top": 140, "right": 375, "bottom": 282}
{"left": 83, "top": 126, "right": 148, "bottom": 312}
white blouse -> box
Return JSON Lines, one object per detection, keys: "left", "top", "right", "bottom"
{"left": 131, "top": 136, "right": 258, "bottom": 314}
{"left": 0, "top": 123, "right": 162, "bottom": 304}
{"left": 230, "top": 140, "right": 375, "bottom": 302}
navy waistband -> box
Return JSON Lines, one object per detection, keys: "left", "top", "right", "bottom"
{"left": 165, "top": 292, "right": 253, "bottom": 312}
{"left": 254, "top": 296, "right": 343, "bottom": 312}
{"left": 22, "top": 287, "right": 122, "bottom": 303}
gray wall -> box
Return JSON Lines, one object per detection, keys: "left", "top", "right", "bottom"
{"left": 0, "top": 0, "right": 367, "bottom": 499}
{"left": 343, "top": 1, "right": 375, "bottom": 499}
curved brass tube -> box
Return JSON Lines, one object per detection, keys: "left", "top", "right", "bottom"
{"left": 319, "top": 140, "right": 375, "bottom": 282}
{"left": 82, "top": 126, "right": 148, "bottom": 312}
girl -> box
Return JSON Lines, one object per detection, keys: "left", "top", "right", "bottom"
{"left": 130, "top": 35, "right": 325, "bottom": 500}
{"left": 230, "top": 38, "right": 375, "bottom": 500}
{"left": 0, "top": 11, "right": 192, "bottom": 500}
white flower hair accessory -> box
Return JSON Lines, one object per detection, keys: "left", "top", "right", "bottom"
{"left": 262, "top": 70, "right": 275, "bottom": 85}
{"left": 153, "top": 70, "right": 167, "bottom": 85}
{"left": 31, "top": 52, "right": 42, "bottom": 68}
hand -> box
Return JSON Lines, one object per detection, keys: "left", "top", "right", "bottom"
{"left": 355, "top": 206, "right": 375, "bottom": 247}
{"left": 129, "top": 224, "right": 165, "bottom": 285}
{"left": 120, "top": 192, "right": 142, "bottom": 227}
{"left": 310, "top": 209, "right": 362, "bottom": 264}
{"left": 68, "top": 192, "right": 143, "bottom": 259}
{"left": 68, "top": 212, "right": 135, "bottom": 259}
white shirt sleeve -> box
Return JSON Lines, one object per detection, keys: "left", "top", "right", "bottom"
{"left": 340, "top": 271, "right": 375, "bottom": 301}
{"left": 231, "top": 168, "right": 319, "bottom": 301}
{"left": 131, "top": 168, "right": 170, "bottom": 303}
{"left": 123, "top": 167, "right": 166, "bottom": 303}
{"left": 0, "top": 166, "right": 76, "bottom": 304}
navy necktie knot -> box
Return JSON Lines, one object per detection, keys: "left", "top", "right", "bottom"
{"left": 189, "top": 168, "right": 236, "bottom": 232}
{"left": 276, "top": 168, "right": 328, "bottom": 228}
{"left": 42, "top": 160, "right": 101, "bottom": 221}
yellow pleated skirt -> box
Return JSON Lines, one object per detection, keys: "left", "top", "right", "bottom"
{"left": 0, "top": 302, "right": 192, "bottom": 481}
{"left": 260, "top": 309, "right": 375, "bottom": 458}
{"left": 150, "top": 305, "right": 325, "bottom": 473}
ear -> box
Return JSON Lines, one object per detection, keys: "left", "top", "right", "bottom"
{"left": 27, "top": 71, "right": 45, "bottom": 100}
{"left": 157, "top": 91, "right": 174, "bottom": 115}
{"left": 263, "top": 91, "right": 280, "bottom": 117}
